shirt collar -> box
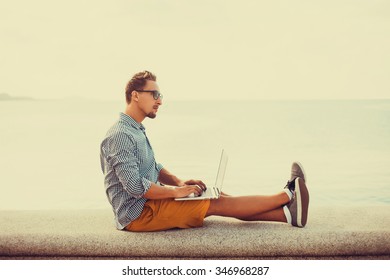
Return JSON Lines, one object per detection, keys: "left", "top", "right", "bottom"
{"left": 119, "top": 112, "right": 145, "bottom": 131}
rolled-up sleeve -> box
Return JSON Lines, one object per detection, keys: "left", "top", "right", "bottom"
{"left": 156, "top": 163, "right": 164, "bottom": 173}
{"left": 106, "top": 133, "right": 151, "bottom": 198}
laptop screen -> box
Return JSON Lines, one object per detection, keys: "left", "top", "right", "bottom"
{"left": 215, "top": 149, "right": 228, "bottom": 189}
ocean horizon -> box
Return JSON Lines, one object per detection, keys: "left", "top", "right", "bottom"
{"left": 1, "top": 99, "right": 389, "bottom": 210}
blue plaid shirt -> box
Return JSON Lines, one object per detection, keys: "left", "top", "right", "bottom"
{"left": 100, "top": 113, "right": 164, "bottom": 229}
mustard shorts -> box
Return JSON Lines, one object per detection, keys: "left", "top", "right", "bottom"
{"left": 125, "top": 199, "right": 211, "bottom": 232}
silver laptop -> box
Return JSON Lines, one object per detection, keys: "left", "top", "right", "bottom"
{"left": 175, "top": 150, "right": 228, "bottom": 201}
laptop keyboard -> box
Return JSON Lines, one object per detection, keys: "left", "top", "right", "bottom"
{"left": 203, "top": 187, "right": 218, "bottom": 197}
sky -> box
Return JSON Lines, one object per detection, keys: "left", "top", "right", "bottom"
{"left": 1, "top": 0, "right": 389, "bottom": 101}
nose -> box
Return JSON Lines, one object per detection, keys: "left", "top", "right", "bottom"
{"left": 157, "top": 97, "right": 162, "bottom": 105}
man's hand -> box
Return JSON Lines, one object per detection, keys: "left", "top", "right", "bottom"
{"left": 178, "top": 179, "right": 207, "bottom": 190}
{"left": 175, "top": 179, "right": 207, "bottom": 198}
{"left": 174, "top": 184, "right": 204, "bottom": 198}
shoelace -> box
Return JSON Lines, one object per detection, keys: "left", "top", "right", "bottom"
{"left": 284, "top": 180, "right": 295, "bottom": 192}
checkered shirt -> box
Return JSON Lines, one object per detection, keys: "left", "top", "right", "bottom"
{"left": 100, "top": 113, "right": 163, "bottom": 229}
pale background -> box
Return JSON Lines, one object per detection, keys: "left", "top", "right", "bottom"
{"left": 1, "top": 0, "right": 389, "bottom": 101}
{"left": 1, "top": 1, "right": 389, "bottom": 211}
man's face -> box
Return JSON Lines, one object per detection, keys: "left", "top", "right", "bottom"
{"left": 137, "top": 80, "right": 162, "bottom": 119}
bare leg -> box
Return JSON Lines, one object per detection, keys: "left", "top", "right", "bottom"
{"left": 239, "top": 207, "right": 287, "bottom": 222}
{"left": 206, "top": 192, "right": 289, "bottom": 222}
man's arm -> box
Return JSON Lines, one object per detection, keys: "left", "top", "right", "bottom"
{"left": 158, "top": 168, "right": 207, "bottom": 190}
{"left": 143, "top": 183, "right": 204, "bottom": 199}
{"left": 104, "top": 134, "right": 206, "bottom": 199}
{"left": 145, "top": 167, "right": 207, "bottom": 199}
{"left": 158, "top": 168, "right": 185, "bottom": 186}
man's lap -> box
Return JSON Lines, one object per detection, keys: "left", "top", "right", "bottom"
{"left": 125, "top": 198, "right": 210, "bottom": 232}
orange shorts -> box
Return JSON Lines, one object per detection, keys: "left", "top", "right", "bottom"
{"left": 125, "top": 199, "right": 210, "bottom": 232}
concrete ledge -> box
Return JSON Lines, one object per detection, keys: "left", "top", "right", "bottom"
{"left": 1, "top": 206, "right": 389, "bottom": 259}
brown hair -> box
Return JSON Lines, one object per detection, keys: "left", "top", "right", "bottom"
{"left": 125, "top": 70, "right": 157, "bottom": 103}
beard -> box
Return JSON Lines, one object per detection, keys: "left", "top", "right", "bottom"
{"left": 147, "top": 112, "right": 157, "bottom": 119}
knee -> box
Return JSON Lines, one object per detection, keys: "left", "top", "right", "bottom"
{"left": 206, "top": 196, "right": 227, "bottom": 217}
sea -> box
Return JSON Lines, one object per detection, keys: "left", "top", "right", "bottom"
{"left": 1, "top": 99, "right": 389, "bottom": 210}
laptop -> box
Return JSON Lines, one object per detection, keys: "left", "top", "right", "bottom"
{"left": 175, "top": 149, "right": 228, "bottom": 201}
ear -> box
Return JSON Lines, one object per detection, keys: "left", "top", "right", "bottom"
{"left": 131, "top": 90, "right": 139, "bottom": 102}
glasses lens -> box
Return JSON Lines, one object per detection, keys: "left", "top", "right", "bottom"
{"left": 153, "top": 91, "right": 162, "bottom": 100}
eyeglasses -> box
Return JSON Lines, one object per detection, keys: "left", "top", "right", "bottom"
{"left": 136, "top": 90, "right": 163, "bottom": 100}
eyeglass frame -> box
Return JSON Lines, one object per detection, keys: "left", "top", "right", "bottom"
{"left": 135, "top": 90, "right": 163, "bottom": 100}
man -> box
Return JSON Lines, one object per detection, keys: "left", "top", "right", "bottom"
{"left": 100, "top": 70, "right": 309, "bottom": 232}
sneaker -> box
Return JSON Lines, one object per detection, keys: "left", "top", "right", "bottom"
{"left": 284, "top": 179, "right": 296, "bottom": 196}
{"left": 290, "top": 161, "right": 306, "bottom": 183}
{"left": 284, "top": 162, "right": 306, "bottom": 194}
{"left": 286, "top": 177, "right": 309, "bottom": 228}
